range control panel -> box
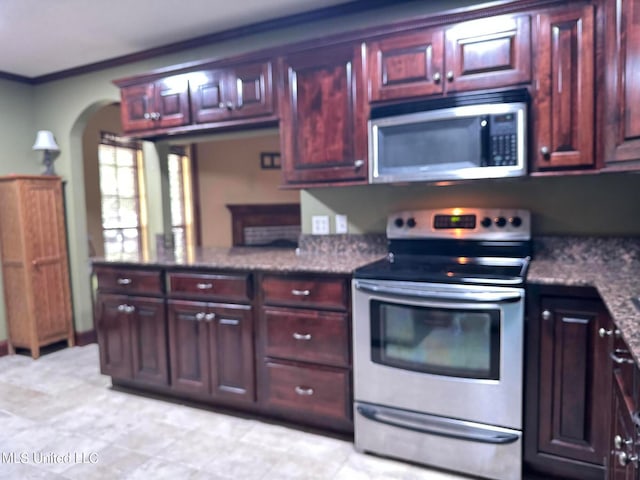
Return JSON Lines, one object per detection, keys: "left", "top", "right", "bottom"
{"left": 387, "top": 208, "right": 531, "bottom": 241}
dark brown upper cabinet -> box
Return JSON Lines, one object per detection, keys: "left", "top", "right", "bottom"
{"left": 190, "top": 60, "right": 275, "bottom": 124}
{"left": 367, "top": 14, "right": 531, "bottom": 103}
{"left": 119, "top": 75, "right": 191, "bottom": 133}
{"left": 445, "top": 14, "right": 531, "bottom": 93}
{"left": 531, "top": 4, "right": 595, "bottom": 172}
{"left": 367, "top": 28, "right": 445, "bottom": 102}
{"left": 602, "top": 0, "right": 640, "bottom": 170}
{"left": 279, "top": 43, "right": 368, "bottom": 186}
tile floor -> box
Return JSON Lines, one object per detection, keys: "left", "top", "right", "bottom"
{"left": 0, "top": 344, "right": 467, "bottom": 479}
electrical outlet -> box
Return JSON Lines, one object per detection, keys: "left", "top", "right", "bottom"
{"left": 311, "top": 215, "right": 330, "bottom": 235}
{"left": 335, "top": 214, "right": 348, "bottom": 234}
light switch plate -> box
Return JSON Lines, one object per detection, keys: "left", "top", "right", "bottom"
{"left": 335, "top": 214, "right": 348, "bottom": 234}
{"left": 311, "top": 215, "right": 330, "bottom": 235}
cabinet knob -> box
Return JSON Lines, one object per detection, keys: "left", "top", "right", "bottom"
{"left": 599, "top": 328, "right": 613, "bottom": 338}
{"left": 354, "top": 159, "right": 365, "bottom": 169}
{"left": 195, "top": 312, "right": 206, "bottom": 321}
{"left": 218, "top": 101, "right": 234, "bottom": 111}
{"left": 540, "top": 146, "right": 551, "bottom": 157}
{"left": 542, "top": 310, "right": 552, "bottom": 321}
{"left": 143, "top": 112, "right": 151, "bottom": 120}
{"left": 615, "top": 434, "right": 634, "bottom": 450}
{"left": 432, "top": 72, "right": 442, "bottom": 83}
{"left": 446, "top": 71, "right": 454, "bottom": 81}
{"left": 117, "top": 278, "right": 132, "bottom": 285}
{"left": 617, "top": 450, "right": 639, "bottom": 467}
{"left": 196, "top": 283, "right": 213, "bottom": 290}
{"left": 204, "top": 313, "right": 216, "bottom": 322}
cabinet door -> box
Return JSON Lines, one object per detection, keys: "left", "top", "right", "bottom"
{"left": 280, "top": 44, "right": 368, "bottom": 185}
{"left": 23, "top": 179, "right": 72, "bottom": 343}
{"left": 367, "top": 28, "right": 444, "bottom": 102}
{"left": 120, "top": 83, "right": 156, "bottom": 132}
{"left": 154, "top": 75, "right": 191, "bottom": 129}
{"left": 208, "top": 304, "right": 255, "bottom": 402}
{"left": 609, "top": 371, "right": 639, "bottom": 480}
{"left": 129, "top": 297, "right": 169, "bottom": 386}
{"left": 190, "top": 69, "right": 232, "bottom": 124}
{"left": 537, "top": 296, "right": 610, "bottom": 468}
{"left": 231, "top": 61, "right": 275, "bottom": 118}
{"left": 602, "top": 0, "right": 640, "bottom": 168}
{"left": 532, "top": 5, "right": 595, "bottom": 171}
{"left": 95, "top": 293, "right": 133, "bottom": 380}
{"left": 444, "top": 14, "right": 531, "bottom": 93}
{"left": 167, "top": 300, "right": 210, "bottom": 395}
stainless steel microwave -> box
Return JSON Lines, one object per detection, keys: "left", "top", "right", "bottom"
{"left": 368, "top": 90, "right": 528, "bottom": 184}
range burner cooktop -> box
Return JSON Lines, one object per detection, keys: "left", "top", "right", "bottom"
{"left": 355, "top": 254, "right": 529, "bottom": 285}
{"left": 354, "top": 208, "right": 532, "bottom": 286}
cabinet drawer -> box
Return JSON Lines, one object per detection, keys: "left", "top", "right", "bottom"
{"left": 264, "top": 361, "right": 351, "bottom": 422}
{"left": 261, "top": 275, "right": 348, "bottom": 310}
{"left": 95, "top": 267, "right": 162, "bottom": 295}
{"left": 168, "top": 271, "right": 251, "bottom": 302}
{"left": 264, "top": 307, "right": 349, "bottom": 367}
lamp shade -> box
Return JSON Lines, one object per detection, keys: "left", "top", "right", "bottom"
{"left": 32, "top": 130, "right": 60, "bottom": 151}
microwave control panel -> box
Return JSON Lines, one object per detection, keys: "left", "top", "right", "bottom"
{"left": 487, "top": 113, "right": 518, "bottom": 167}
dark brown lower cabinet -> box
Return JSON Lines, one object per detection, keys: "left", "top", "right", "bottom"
{"left": 608, "top": 321, "right": 639, "bottom": 480}
{"left": 96, "top": 293, "right": 168, "bottom": 386}
{"left": 525, "top": 284, "right": 611, "bottom": 479}
{"left": 167, "top": 299, "right": 255, "bottom": 402}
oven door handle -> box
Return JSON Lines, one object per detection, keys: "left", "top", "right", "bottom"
{"left": 354, "top": 281, "right": 522, "bottom": 303}
{"left": 356, "top": 403, "right": 520, "bottom": 445}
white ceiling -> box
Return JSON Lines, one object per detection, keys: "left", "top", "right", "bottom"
{"left": 0, "top": 0, "right": 356, "bottom": 79}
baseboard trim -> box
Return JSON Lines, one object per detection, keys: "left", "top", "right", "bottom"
{"left": 75, "top": 330, "right": 97, "bottom": 346}
{"left": 0, "top": 340, "right": 8, "bottom": 357}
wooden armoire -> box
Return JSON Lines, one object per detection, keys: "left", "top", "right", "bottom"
{"left": 0, "top": 175, "right": 74, "bottom": 358}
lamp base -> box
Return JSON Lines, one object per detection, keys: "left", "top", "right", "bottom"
{"left": 42, "top": 150, "right": 56, "bottom": 175}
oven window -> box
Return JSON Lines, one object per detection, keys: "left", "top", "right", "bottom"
{"left": 370, "top": 300, "right": 500, "bottom": 380}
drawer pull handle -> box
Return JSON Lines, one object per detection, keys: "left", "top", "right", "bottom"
{"left": 291, "top": 289, "right": 311, "bottom": 297}
{"left": 610, "top": 349, "right": 635, "bottom": 365}
{"left": 219, "top": 318, "right": 239, "bottom": 326}
{"left": 196, "top": 283, "right": 213, "bottom": 290}
{"left": 294, "top": 386, "right": 314, "bottom": 396}
{"left": 195, "top": 312, "right": 206, "bottom": 321}
{"left": 117, "top": 304, "right": 135, "bottom": 313}
{"left": 117, "top": 278, "right": 132, "bottom": 285}
{"left": 293, "top": 332, "right": 312, "bottom": 341}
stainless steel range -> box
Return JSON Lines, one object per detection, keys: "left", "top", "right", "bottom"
{"left": 352, "top": 207, "right": 531, "bottom": 480}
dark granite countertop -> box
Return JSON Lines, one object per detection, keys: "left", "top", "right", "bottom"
{"left": 91, "top": 246, "right": 384, "bottom": 275}
{"left": 528, "top": 237, "right": 640, "bottom": 363}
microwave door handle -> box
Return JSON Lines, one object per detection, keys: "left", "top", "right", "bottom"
{"left": 354, "top": 281, "right": 521, "bottom": 303}
{"left": 480, "top": 115, "right": 490, "bottom": 166}
{"left": 357, "top": 404, "right": 519, "bottom": 445}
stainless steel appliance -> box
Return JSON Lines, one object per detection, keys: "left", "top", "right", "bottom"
{"left": 352, "top": 207, "right": 531, "bottom": 480}
{"left": 368, "top": 90, "right": 528, "bottom": 184}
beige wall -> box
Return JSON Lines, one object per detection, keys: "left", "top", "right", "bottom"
{"left": 302, "top": 172, "right": 640, "bottom": 236}
{"left": 0, "top": 78, "right": 36, "bottom": 342}
{"left": 195, "top": 131, "right": 299, "bottom": 247}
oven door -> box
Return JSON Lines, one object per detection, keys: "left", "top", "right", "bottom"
{"left": 352, "top": 279, "right": 524, "bottom": 430}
